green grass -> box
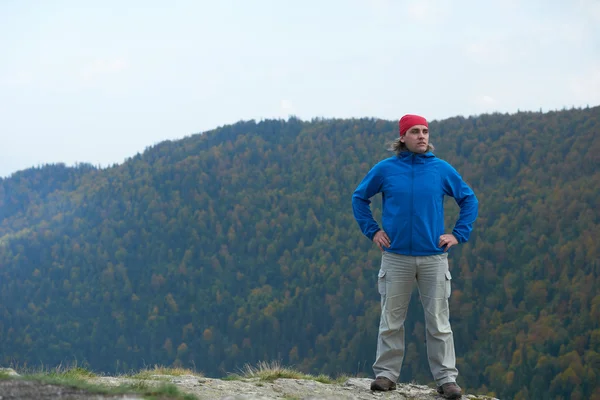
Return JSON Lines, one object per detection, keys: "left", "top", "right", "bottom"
{"left": 226, "top": 360, "right": 349, "bottom": 384}
{"left": 2, "top": 361, "right": 354, "bottom": 399}
{"left": 48, "top": 366, "right": 97, "bottom": 379}
{"left": 3, "top": 366, "right": 198, "bottom": 400}
{"left": 130, "top": 365, "right": 203, "bottom": 380}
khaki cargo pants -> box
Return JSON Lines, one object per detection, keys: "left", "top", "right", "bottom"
{"left": 373, "top": 251, "right": 458, "bottom": 385}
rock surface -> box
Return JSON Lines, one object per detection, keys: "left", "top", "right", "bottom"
{"left": 88, "top": 375, "right": 497, "bottom": 400}
{"left": 0, "top": 369, "right": 499, "bottom": 399}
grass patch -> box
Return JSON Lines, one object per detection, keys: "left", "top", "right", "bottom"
{"left": 230, "top": 361, "right": 343, "bottom": 384}
{"left": 130, "top": 365, "right": 202, "bottom": 380}
{"left": 4, "top": 366, "right": 198, "bottom": 400}
{"left": 239, "top": 361, "right": 307, "bottom": 382}
{"left": 3, "top": 362, "right": 353, "bottom": 399}
{"left": 332, "top": 374, "right": 352, "bottom": 384}
{"left": 50, "top": 366, "right": 97, "bottom": 379}
{"left": 132, "top": 383, "right": 197, "bottom": 400}
{"left": 22, "top": 372, "right": 139, "bottom": 397}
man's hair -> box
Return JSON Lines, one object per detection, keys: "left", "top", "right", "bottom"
{"left": 388, "top": 138, "right": 435, "bottom": 155}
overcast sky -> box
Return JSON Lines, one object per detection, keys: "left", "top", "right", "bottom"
{"left": 1, "top": 0, "right": 599, "bottom": 178}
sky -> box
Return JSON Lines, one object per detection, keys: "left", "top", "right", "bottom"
{"left": 1, "top": 0, "right": 599, "bottom": 178}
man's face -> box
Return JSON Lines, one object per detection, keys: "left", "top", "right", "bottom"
{"left": 400, "top": 125, "right": 429, "bottom": 153}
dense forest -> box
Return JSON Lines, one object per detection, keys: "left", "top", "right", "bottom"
{"left": 1, "top": 107, "right": 599, "bottom": 399}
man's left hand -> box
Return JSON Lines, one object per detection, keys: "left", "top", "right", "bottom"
{"left": 439, "top": 234, "right": 458, "bottom": 252}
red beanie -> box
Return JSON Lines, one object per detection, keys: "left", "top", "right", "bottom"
{"left": 399, "top": 114, "right": 428, "bottom": 136}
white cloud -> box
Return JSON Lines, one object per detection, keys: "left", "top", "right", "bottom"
{"left": 406, "top": 0, "right": 451, "bottom": 22}
{"left": 578, "top": 0, "right": 600, "bottom": 22}
{"left": 0, "top": 71, "right": 33, "bottom": 87}
{"left": 482, "top": 95, "right": 496, "bottom": 104}
{"left": 367, "top": 0, "right": 391, "bottom": 10}
{"left": 569, "top": 66, "right": 600, "bottom": 104}
{"left": 80, "top": 59, "right": 129, "bottom": 81}
{"left": 464, "top": 40, "right": 506, "bottom": 65}
{"left": 280, "top": 99, "right": 294, "bottom": 116}
{"left": 464, "top": 42, "right": 488, "bottom": 58}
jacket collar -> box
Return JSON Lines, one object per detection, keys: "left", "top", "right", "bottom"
{"left": 398, "top": 151, "right": 435, "bottom": 159}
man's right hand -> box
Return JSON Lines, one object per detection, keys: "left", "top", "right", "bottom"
{"left": 373, "top": 230, "right": 390, "bottom": 251}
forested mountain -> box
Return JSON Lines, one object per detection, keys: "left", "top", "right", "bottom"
{"left": 1, "top": 107, "right": 599, "bottom": 400}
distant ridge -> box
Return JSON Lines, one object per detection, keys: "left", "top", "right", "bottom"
{"left": 1, "top": 106, "right": 599, "bottom": 399}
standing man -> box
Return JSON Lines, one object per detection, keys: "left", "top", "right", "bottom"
{"left": 352, "top": 114, "right": 478, "bottom": 399}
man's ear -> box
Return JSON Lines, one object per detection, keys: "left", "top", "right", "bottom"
{"left": 399, "top": 135, "right": 405, "bottom": 143}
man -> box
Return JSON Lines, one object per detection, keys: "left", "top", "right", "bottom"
{"left": 352, "top": 114, "right": 478, "bottom": 399}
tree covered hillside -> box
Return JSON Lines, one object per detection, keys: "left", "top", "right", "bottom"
{"left": 1, "top": 107, "right": 599, "bottom": 400}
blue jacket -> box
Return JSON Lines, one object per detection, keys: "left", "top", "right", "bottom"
{"left": 352, "top": 151, "right": 478, "bottom": 256}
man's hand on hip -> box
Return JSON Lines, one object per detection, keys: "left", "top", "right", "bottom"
{"left": 439, "top": 234, "right": 458, "bottom": 252}
{"left": 373, "top": 230, "right": 390, "bottom": 251}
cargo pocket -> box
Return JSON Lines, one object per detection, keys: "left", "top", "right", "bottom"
{"left": 377, "top": 269, "right": 387, "bottom": 296}
{"left": 445, "top": 270, "right": 452, "bottom": 298}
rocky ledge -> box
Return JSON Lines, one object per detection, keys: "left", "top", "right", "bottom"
{"left": 0, "top": 368, "right": 498, "bottom": 399}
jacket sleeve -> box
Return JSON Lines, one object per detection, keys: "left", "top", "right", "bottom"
{"left": 352, "top": 164, "right": 384, "bottom": 241}
{"left": 442, "top": 165, "right": 478, "bottom": 243}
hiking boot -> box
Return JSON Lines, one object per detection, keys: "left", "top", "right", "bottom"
{"left": 370, "top": 376, "right": 396, "bottom": 391}
{"left": 437, "top": 382, "right": 462, "bottom": 399}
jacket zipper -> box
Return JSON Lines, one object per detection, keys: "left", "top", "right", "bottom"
{"left": 410, "top": 154, "right": 415, "bottom": 255}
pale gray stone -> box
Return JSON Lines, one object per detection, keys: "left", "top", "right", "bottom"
{"left": 0, "top": 365, "right": 500, "bottom": 399}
